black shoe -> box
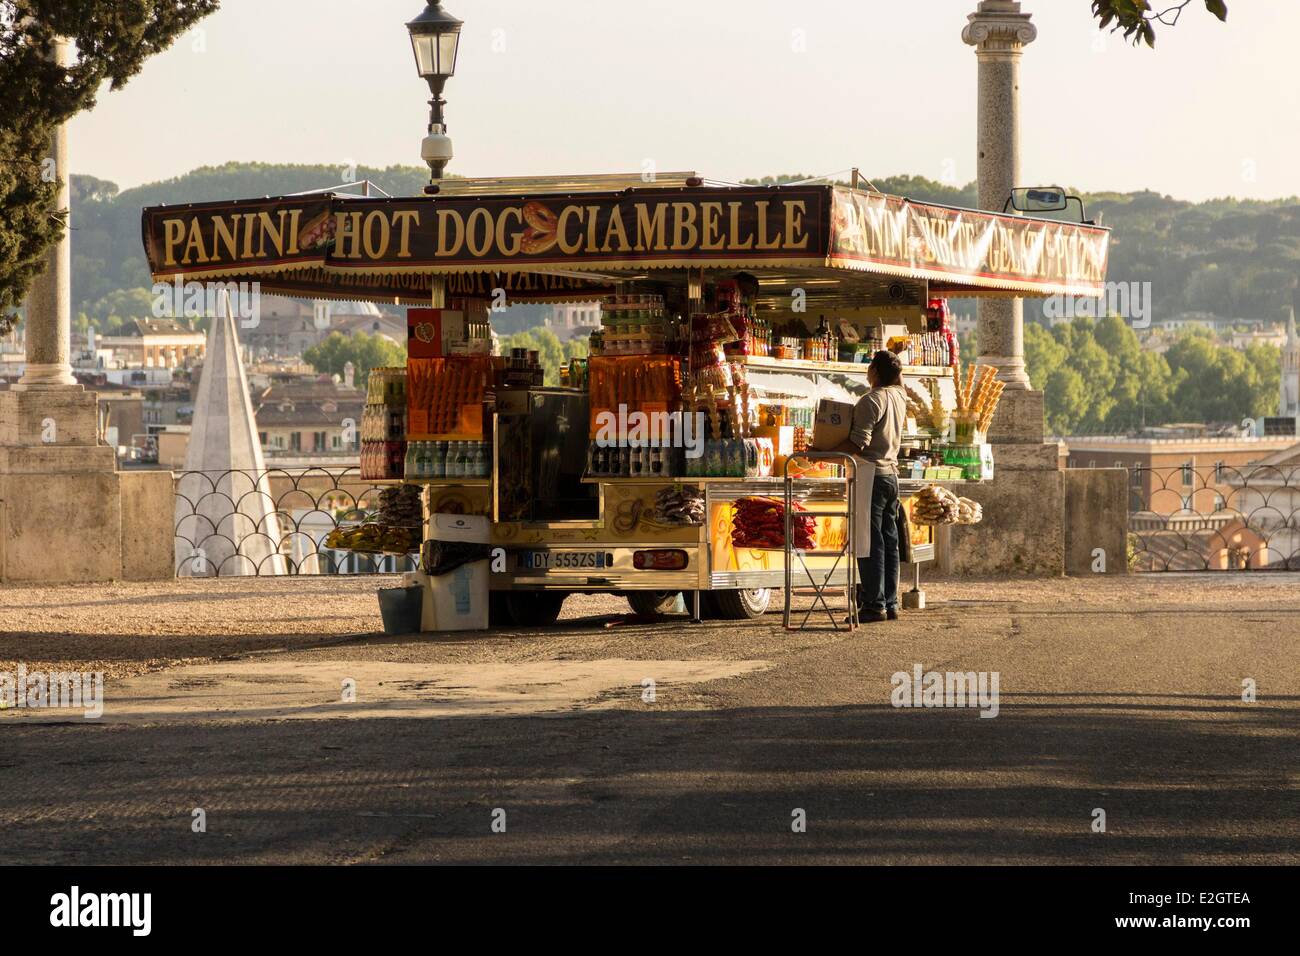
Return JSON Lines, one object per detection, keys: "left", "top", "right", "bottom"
{"left": 886, "top": 608, "right": 899, "bottom": 621}
{"left": 850, "top": 610, "right": 888, "bottom": 624}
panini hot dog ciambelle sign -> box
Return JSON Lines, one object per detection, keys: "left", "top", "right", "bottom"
{"left": 143, "top": 188, "right": 829, "bottom": 274}
{"left": 141, "top": 184, "right": 1109, "bottom": 299}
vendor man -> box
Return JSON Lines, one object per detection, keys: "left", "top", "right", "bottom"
{"left": 838, "top": 350, "right": 907, "bottom": 623}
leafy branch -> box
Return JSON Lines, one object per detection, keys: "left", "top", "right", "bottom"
{"left": 1092, "top": 0, "right": 1228, "bottom": 47}
{"left": 0, "top": 1, "right": 220, "bottom": 334}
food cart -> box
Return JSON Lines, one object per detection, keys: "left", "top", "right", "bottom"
{"left": 142, "top": 171, "right": 1110, "bottom": 626}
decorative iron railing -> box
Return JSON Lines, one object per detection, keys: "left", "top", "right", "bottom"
{"left": 1120, "top": 464, "right": 1300, "bottom": 571}
{"left": 172, "top": 462, "right": 1300, "bottom": 575}
{"left": 173, "top": 467, "right": 418, "bottom": 577}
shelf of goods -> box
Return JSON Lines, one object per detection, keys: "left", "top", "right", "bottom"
{"left": 323, "top": 483, "right": 422, "bottom": 556}
{"left": 360, "top": 367, "right": 408, "bottom": 481}
{"left": 738, "top": 356, "right": 955, "bottom": 378}
{"left": 383, "top": 289, "right": 999, "bottom": 595}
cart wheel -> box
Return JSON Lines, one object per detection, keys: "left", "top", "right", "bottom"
{"left": 489, "top": 592, "right": 514, "bottom": 627}
{"left": 626, "top": 591, "right": 685, "bottom": 616}
{"left": 504, "top": 592, "right": 566, "bottom": 627}
{"left": 710, "top": 588, "right": 772, "bottom": 620}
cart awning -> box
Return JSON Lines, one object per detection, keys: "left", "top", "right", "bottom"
{"left": 141, "top": 184, "right": 1110, "bottom": 303}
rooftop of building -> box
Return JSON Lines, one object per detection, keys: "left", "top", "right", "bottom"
{"left": 121, "top": 318, "right": 205, "bottom": 337}
{"left": 258, "top": 372, "right": 362, "bottom": 402}
{"left": 254, "top": 402, "right": 365, "bottom": 427}
{"left": 1065, "top": 432, "right": 1298, "bottom": 453}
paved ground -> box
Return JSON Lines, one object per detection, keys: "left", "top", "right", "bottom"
{"left": 1, "top": 574, "right": 1297, "bottom": 864}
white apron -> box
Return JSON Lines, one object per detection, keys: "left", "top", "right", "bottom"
{"left": 850, "top": 458, "right": 876, "bottom": 559}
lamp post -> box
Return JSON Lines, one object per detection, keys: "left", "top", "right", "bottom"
{"left": 406, "top": 1, "right": 463, "bottom": 182}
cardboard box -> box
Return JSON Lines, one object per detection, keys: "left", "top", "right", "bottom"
{"left": 812, "top": 399, "right": 856, "bottom": 452}
{"left": 404, "top": 565, "right": 490, "bottom": 632}
{"left": 407, "top": 516, "right": 491, "bottom": 633}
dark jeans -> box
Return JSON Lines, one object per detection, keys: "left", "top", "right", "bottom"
{"left": 857, "top": 473, "right": 900, "bottom": 614}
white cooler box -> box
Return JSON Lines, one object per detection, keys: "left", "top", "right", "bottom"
{"left": 410, "top": 515, "right": 491, "bottom": 632}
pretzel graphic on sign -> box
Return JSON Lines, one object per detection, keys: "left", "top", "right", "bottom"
{"left": 521, "top": 201, "right": 559, "bottom": 255}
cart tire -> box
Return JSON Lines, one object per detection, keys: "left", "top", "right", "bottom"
{"left": 489, "top": 592, "right": 514, "bottom": 627}
{"left": 504, "top": 592, "right": 566, "bottom": 627}
{"left": 626, "top": 591, "right": 684, "bottom": 616}
{"left": 710, "top": 588, "right": 772, "bottom": 620}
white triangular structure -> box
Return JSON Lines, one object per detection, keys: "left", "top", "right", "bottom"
{"left": 1281, "top": 307, "right": 1300, "bottom": 419}
{"left": 175, "top": 295, "right": 286, "bottom": 576}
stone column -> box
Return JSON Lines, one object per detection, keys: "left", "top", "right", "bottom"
{"left": 0, "top": 34, "right": 174, "bottom": 583}
{"left": 16, "top": 36, "right": 78, "bottom": 391}
{"left": 962, "top": 1, "right": 1036, "bottom": 393}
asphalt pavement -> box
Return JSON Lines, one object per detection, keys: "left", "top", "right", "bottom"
{"left": 1, "top": 574, "right": 1296, "bottom": 864}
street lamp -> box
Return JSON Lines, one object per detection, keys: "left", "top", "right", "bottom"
{"left": 406, "top": 1, "right": 463, "bottom": 181}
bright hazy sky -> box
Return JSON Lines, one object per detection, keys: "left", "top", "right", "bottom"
{"left": 68, "top": 0, "right": 1299, "bottom": 202}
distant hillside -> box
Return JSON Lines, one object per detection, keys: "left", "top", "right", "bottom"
{"left": 70, "top": 165, "right": 1300, "bottom": 328}
{"left": 71, "top": 162, "right": 432, "bottom": 316}
{"left": 746, "top": 174, "right": 1300, "bottom": 326}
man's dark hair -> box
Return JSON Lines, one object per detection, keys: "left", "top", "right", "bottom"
{"left": 869, "top": 349, "right": 903, "bottom": 386}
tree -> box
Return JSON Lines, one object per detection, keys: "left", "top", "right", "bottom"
{"left": 1044, "top": 366, "right": 1090, "bottom": 436}
{"left": 1091, "top": 1, "right": 1228, "bottom": 48}
{"left": 0, "top": 1, "right": 220, "bottom": 333}
{"left": 88, "top": 286, "right": 155, "bottom": 335}
{"left": 1025, "top": 310, "right": 1293, "bottom": 436}
{"left": 502, "top": 326, "right": 571, "bottom": 385}
{"left": 302, "top": 331, "right": 406, "bottom": 390}
{"left": 1025, "top": 321, "right": 1069, "bottom": 391}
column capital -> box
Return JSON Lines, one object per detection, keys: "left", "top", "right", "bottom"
{"left": 963, "top": 1, "right": 1037, "bottom": 56}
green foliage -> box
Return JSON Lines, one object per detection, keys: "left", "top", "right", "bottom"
{"left": 303, "top": 331, "right": 406, "bottom": 390}
{"left": 499, "top": 326, "right": 592, "bottom": 386}
{"left": 1081, "top": 189, "right": 1300, "bottom": 323}
{"left": 1024, "top": 316, "right": 1278, "bottom": 435}
{"left": 87, "top": 287, "right": 156, "bottom": 335}
{"left": 70, "top": 162, "right": 432, "bottom": 315}
{"left": 746, "top": 175, "right": 1298, "bottom": 329}
{"left": 1092, "top": 1, "right": 1228, "bottom": 48}
{"left": 0, "top": 1, "right": 219, "bottom": 332}
{"left": 740, "top": 172, "right": 977, "bottom": 208}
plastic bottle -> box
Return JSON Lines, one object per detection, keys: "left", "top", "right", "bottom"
{"left": 410, "top": 442, "right": 428, "bottom": 479}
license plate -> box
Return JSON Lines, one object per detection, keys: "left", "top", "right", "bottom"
{"left": 519, "top": 551, "right": 608, "bottom": 571}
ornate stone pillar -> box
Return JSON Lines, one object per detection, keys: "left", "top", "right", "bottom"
{"left": 16, "top": 36, "right": 78, "bottom": 391}
{"left": 962, "top": 0, "right": 1036, "bottom": 392}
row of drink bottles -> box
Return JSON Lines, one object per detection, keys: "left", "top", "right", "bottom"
{"left": 405, "top": 440, "right": 491, "bottom": 479}
{"left": 587, "top": 443, "right": 683, "bottom": 478}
